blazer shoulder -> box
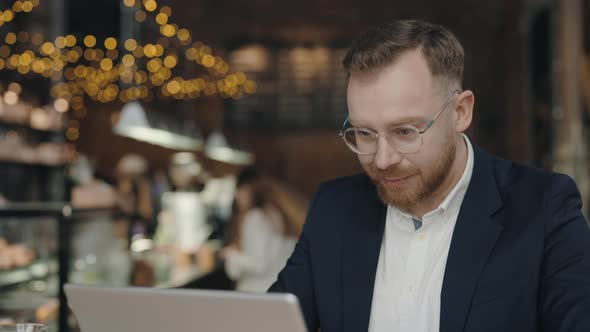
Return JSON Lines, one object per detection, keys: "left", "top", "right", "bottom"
{"left": 485, "top": 150, "right": 578, "bottom": 199}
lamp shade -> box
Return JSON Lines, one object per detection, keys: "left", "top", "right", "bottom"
{"left": 113, "top": 102, "right": 203, "bottom": 151}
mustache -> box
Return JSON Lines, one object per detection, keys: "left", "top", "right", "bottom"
{"left": 366, "top": 165, "right": 419, "bottom": 179}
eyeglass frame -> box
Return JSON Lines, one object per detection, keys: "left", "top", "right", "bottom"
{"left": 339, "top": 90, "right": 462, "bottom": 155}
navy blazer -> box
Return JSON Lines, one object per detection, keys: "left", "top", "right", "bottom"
{"left": 269, "top": 145, "right": 590, "bottom": 332}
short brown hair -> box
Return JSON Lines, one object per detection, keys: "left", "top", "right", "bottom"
{"left": 343, "top": 19, "right": 464, "bottom": 90}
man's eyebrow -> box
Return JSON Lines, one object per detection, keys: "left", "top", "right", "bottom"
{"left": 348, "top": 116, "right": 428, "bottom": 128}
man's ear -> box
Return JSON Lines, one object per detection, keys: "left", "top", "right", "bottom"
{"left": 454, "top": 90, "right": 474, "bottom": 132}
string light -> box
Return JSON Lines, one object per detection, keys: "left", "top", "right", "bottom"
{"left": 0, "top": 0, "right": 256, "bottom": 113}
{"left": 83, "top": 35, "right": 96, "bottom": 47}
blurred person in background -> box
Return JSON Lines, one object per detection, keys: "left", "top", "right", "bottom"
{"left": 154, "top": 152, "right": 213, "bottom": 284}
{"left": 221, "top": 167, "right": 302, "bottom": 293}
{"left": 114, "top": 154, "right": 155, "bottom": 286}
{"left": 114, "top": 153, "right": 154, "bottom": 239}
{"left": 269, "top": 19, "right": 590, "bottom": 332}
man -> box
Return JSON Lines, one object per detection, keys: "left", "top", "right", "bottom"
{"left": 269, "top": 19, "right": 590, "bottom": 332}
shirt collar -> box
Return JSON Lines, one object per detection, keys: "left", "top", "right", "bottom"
{"left": 436, "top": 133, "right": 474, "bottom": 213}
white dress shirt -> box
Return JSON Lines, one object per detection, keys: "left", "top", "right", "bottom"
{"left": 368, "top": 134, "right": 475, "bottom": 332}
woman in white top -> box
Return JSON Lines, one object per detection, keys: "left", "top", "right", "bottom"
{"left": 221, "top": 167, "right": 302, "bottom": 293}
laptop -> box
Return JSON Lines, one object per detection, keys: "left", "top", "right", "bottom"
{"left": 64, "top": 284, "right": 308, "bottom": 332}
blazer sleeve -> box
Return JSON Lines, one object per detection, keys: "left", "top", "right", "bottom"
{"left": 541, "top": 174, "right": 590, "bottom": 331}
{"left": 268, "top": 185, "right": 324, "bottom": 332}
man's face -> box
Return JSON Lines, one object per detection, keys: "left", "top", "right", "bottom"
{"left": 346, "top": 49, "right": 458, "bottom": 211}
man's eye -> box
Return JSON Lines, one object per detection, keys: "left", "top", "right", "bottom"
{"left": 357, "top": 129, "right": 373, "bottom": 137}
{"left": 393, "top": 127, "right": 416, "bottom": 137}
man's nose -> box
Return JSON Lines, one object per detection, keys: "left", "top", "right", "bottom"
{"left": 373, "top": 136, "right": 403, "bottom": 170}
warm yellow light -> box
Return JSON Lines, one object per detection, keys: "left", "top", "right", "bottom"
{"left": 199, "top": 45, "right": 212, "bottom": 55}
{"left": 31, "top": 0, "right": 39, "bottom": 6}
{"left": 135, "top": 71, "right": 147, "bottom": 84}
{"left": 94, "top": 49, "right": 105, "bottom": 60}
{"left": 158, "top": 67, "right": 171, "bottom": 80}
{"left": 31, "top": 59, "right": 44, "bottom": 73}
{"left": 18, "top": 31, "right": 29, "bottom": 42}
{"left": 106, "top": 49, "right": 119, "bottom": 60}
{"left": 49, "top": 49, "right": 61, "bottom": 60}
{"left": 65, "top": 50, "right": 79, "bottom": 63}
{"left": 41, "top": 57, "right": 52, "bottom": 69}
{"left": 5, "top": 33, "right": 17, "bottom": 45}
{"left": 244, "top": 80, "right": 257, "bottom": 94}
{"left": 0, "top": 45, "right": 10, "bottom": 58}
{"left": 135, "top": 10, "right": 147, "bottom": 22}
{"left": 83, "top": 49, "right": 94, "bottom": 61}
{"left": 163, "top": 55, "right": 177, "bottom": 68}
{"left": 155, "top": 44, "right": 164, "bottom": 57}
{"left": 104, "top": 37, "right": 117, "bottom": 50}
{"left": 124, "top": 39, "right": 137, "bottom": 51}
{"left": 84, "top": 35, "right": 97, "bottom": 47}
{"left": 41, "top": 42, "right": 55, "bottom": 55}
{"left": 202, "top": 55, "right": 215, "bottom": 67}
{"left": 65, "top": 35, "right": 76, "bottom": 47}
{"left": 66, "top": 128, "right": 80, "bottom": 141}
{"left": 144, "top": 0, "right": 157, "bottom": 12}
{"left": 204, "top": 83, "right": 216, "bottom": 96}
{"left": 4, "top": 91, "right": 19, "bottom": 105}
{"left": 0, "top": 59, "right": 5, "bottom": 70}
{"left": 159, "top": 5, "right": 172, "bottom": 16}
{"left": 55, "top": 36, "right": 66, "bottom": 48}
{"left": 13, "top": 1, "right": 23, "bottom": 12}
{"left": 139, "top": 86, "right": 149, "bottom": 99}
{"left": 147, "top": 58, "right": 162, "bottom": 72}
{"left": 64, "top": 68, "right": 76, "bottom": 80}
{"left": 155, "top": 13, "right": 168, "bottom": 25}
{"left": 194, "top": 78, "right": 206, "bottom": 91}
{"left": 100, "top": 58, "right": 113, "bottom": 71}
{"left": 122, "top": 54, "right": 135, "bottom": 66}
{"left": 143, "top": 44, "right": 156, "bottom": 57}
{"left": 86, "top": 83, "right": 99, "bottom": 96}
{"left": 3, "top": 10, "right": 15, "bottom": 22}
{"left": 160, "top": 24, "right": 176, "bottom": 37}
{"left": 54, "top": 98, "right": 69, "bottom": 112}
{"left": 123, "top": 0, "right": 135, "bottom": 7}
{"left": 166, "top": 80, "right": 181, "bottom": 94}
{"left": 235, "top": 72, "right": 246, "bottom": 84}
{"left": 177, "top": 29, "right": 190, "bottom": 41}
{"left": 74, "top": 65, "right": 87, "bottom": 78}
{"left": 22, "top": 1, "right": 33, "bottom": 12}
{"left": 17, "top": 65, "right": 30, "bottom": 74}
{"left": 132, "top": 45, "right": 144, "bottom": 58}
{"left": 8, "top": 55, "right": 19, "bottom": 68}
{"left": 31, "top": 33, "right": 42, "bottom": 46}
{"left": 19, "top": 53, "right": 33, "bottom": 65}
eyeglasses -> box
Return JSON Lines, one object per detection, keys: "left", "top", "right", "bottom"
{"left": 339, "top": 90, "right": 461, "bottom": 155}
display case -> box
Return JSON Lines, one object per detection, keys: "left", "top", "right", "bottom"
{"left": 0, "top": 203, "right": 70, "bottom": 332}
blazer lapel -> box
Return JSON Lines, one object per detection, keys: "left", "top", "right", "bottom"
{"left": 341, "top": 179, "right": 386, "bottom": 332}
{"left": 440, "top": 146, "right": 504, "bottom": 332}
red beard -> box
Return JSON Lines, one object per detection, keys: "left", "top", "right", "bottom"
{"left": 364, "top": 138, "right": 456, "bottom": 213}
